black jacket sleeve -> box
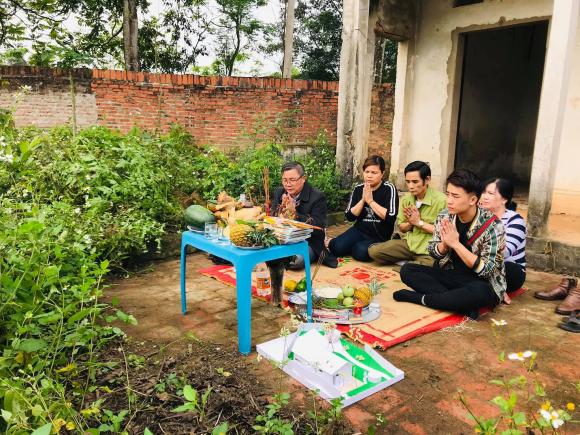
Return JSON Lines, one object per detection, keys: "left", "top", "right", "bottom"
{"left": 344, "top": 185, "right": 362, "bottom": 222}
{"left": 298, "top": 193, "right": 328, "bottom": 229}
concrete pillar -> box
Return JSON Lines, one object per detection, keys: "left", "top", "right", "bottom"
{"left": 528, "top": 0, "right": 580, "bottom": 236}
{"left": 336, "top": 0, "right": 377, "bottom": 181}
{"left": 282, "top": 0, "right": 296, "bottom": 78}
{"left": 389, "top": 40, "right": 413, "bottom": 186}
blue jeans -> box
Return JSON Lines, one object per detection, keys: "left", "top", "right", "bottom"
{"left": 328, "top": 226, "right": 379, "bottom": 262}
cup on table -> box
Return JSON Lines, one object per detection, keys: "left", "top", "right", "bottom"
{"left": 204, "top": 223, "right": 218, "bottom": 240}
{"left": 216, "top": 226, "right": 230, "bottom": 245}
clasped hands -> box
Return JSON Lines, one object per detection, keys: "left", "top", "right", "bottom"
{"left": 362, "top": 183, "right": 374, "bottom": 205}
{"left": 403, "top": 206, "right": 421, "bottom": 226}
{"left": 439, "top": 218, "right": 460, "bottom": 250}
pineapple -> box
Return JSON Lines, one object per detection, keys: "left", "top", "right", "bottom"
{"left": 354, "top": 287, "right": 372, "bottom": 306}
{"left": 230, "top": 221, "right": 279, "bottom": 248}
{"left": 354, "top": 278, "right": 385, "bottom": 306}
{"left": 229, "top": 223, "right": 253, "bottom": 247}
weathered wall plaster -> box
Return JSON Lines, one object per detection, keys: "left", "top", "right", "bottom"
{"left": 392, "top": 0, "right": 554, "bottom": 185}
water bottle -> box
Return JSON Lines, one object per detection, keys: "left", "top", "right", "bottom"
{"left": 255, "top": 264, "right": 271, "bottom": 297}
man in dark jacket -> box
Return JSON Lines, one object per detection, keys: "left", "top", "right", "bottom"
{"left": 271, "top": 162, "right": 338, "bottom": 269}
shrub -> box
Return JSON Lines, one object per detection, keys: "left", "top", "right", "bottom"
{"left": 0, "top": 121, "right": 200, "bottom": 432}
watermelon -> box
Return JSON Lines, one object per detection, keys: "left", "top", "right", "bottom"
{"left": 184, "top": 205, "right": 216, "bottom": 229}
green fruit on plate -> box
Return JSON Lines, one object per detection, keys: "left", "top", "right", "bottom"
{"left": 342, "top": 285, "right": 355, "bottom": 298}
{"left": 295, "top": 278, "right": 307, "bottom": 293}
{"left": 343, "top": 297, "right": 354, "bottom": 307}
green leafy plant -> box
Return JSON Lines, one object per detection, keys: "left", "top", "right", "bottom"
{"left": 458, "top": 321, "right": 578, "bottom": 434}
{"left": 172, "top": 385, "right": 212, "bottom": 423}
{"left": 212, "top": 421, "right": 230, "bottom": 434}
{"left": 307, "top": 394, "right": 343, "bottom": 434}
{"left": 253, "top": 392, "right": 294, "bottom": 435}
{"left": 366, "top": 413, "right": 388, "bottom": 435}
{"left": 97, "top": 409, "right": 129, "bottom": 434}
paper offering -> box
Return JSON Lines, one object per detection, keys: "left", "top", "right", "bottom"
{"left": 256, "top": 324, "right": 404, "bottom": 407}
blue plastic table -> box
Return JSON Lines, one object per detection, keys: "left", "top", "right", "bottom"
{"left": 180, "top": 231, "right": 313, "bottom": 354}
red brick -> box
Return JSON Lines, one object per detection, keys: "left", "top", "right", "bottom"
{"left": 2, "top": 66, "right": 392, "bottom": 158}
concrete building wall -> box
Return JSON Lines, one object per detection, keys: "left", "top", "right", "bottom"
{"left": 392, "top": 0, "right": 554, "bottom": 185}
{"left": 552, "top": 17, "right": 580, "bottom": 215}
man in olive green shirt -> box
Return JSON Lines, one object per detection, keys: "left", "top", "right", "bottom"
{"left": 369, "top": 161, "right": 446, "bottom": 266}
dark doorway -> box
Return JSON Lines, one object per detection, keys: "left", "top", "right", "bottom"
{"left": 454, "top": 21, "right": 548, "bottom": 190}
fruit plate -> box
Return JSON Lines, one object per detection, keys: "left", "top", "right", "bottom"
{"left": 186, "top": 225, "right": 204, "bottom": 234}
{"left": 291, "top": 304, "right": 381, "bottom": 325}
{"left": 236, "top": 245, "right": 265, "bottom": 250}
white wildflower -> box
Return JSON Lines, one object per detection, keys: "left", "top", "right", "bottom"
{"left": 540, "top": 409, "right": 565, "bottom": 429}
{"left": 508, "top": 350, "right": 535, "bottom": 361}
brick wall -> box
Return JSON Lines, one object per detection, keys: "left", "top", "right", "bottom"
{"left": 91, "top": 69, "right": 339, "bottom": 148}
{"left": 0, "top": 66, "right": 393, "bottom": 154}
{"left": 0, "top": 67, "right": 97, "bottom": 128}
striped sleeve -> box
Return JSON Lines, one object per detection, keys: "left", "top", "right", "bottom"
{"left": 502, "top": 211, "right": 527, "bottom": 265}
{"left": 383, "top": 181, "right": 397, "bottom": 217}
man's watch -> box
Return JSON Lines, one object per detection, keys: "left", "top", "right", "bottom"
{"left": 418, "top": 220, "right": 425, "bottom": 228}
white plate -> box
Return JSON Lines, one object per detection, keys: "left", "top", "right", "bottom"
{"left": 236, "top": 245, "right": 264, "bottom": 250}
{"left": 187, "top": 225, "right": 204, "bottom": 234}
{"left": 314, "top": 286, "right": 342, "bottom": 299}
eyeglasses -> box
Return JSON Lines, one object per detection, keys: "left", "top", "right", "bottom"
{"left": 282, "top": 176, "right": 304, "bottom": 185}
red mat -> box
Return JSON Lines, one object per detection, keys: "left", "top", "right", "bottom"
{"left": 199, "top": 262, "right": 526, "bottom": 350}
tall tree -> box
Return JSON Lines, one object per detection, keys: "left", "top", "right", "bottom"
{"left": 293, "top": 0, "right": 342, "bottom": 81}
{"left": 123, "top": 0, "right": 139, "bottom": 70}
{"left": 138, "top": 1, "right": 210, "bottom": 74}
{"left": 281, "top": 0, "right": 295, "bottom": 78}
{"left": 213, "top": 0, "right": 267, "bottom": 76}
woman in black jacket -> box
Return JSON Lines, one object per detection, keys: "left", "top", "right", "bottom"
{"left": 328, "top": 155, "right": 398, "bottom": 261}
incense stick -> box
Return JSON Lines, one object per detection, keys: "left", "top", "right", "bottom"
{"left": 311, "top": 249, "right": 326, "bottom": 284}
{"left": 262, "top": 167, "right": 270, "bottom": 214}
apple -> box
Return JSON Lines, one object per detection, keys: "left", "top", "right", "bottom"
{"left": 342, "top": 285, "right": 355, "bottom": 298}
{"left": 343, "top": 297, "right": 354, "bottom": 307}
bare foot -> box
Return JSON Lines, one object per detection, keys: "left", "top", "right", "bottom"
{"left": 503, "top": 293, "right": 512, "bottom": 305}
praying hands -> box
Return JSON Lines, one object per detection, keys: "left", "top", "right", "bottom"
{"left": 440, "top": 218, "right": 460, "bottom": 250}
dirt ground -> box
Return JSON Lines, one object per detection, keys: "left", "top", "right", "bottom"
{"left": 106, "top": 225, "right": 580, "bottom": 434}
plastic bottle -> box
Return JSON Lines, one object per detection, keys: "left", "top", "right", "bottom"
{"left": 255, "top": 264, "right": 271, "bottom": 297}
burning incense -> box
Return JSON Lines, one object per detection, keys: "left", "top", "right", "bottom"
{"left": 263, "top": 167, "right": 270, "bottom": 215}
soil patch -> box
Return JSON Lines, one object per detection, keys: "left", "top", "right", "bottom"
{"left": 77, "top": 337, "right": 355, "bottom": 434}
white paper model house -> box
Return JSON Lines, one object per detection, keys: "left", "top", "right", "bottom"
{"left": 257, "top": 323, "right": 404, "bottom": 407}
{"left": 291, "top": 329, "right": 352, "bottom": 387}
